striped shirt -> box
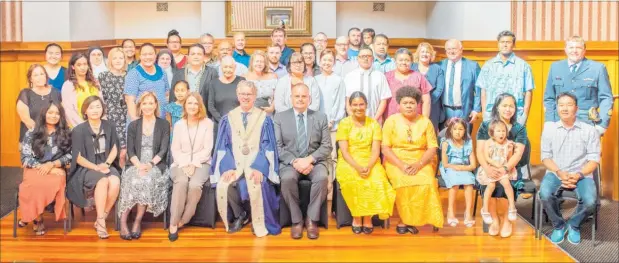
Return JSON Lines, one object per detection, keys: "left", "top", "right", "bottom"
{"left": 540, "top": 120, "right": 601, "bottom": 178}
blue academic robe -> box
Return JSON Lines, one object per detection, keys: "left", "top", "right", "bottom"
{"left": 210, "top": 115, "right": 281, "bottom": 235}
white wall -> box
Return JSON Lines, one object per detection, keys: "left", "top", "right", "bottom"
{"left": 425, "top": 2, "right": 465, "bottom": 40}
{"left": 114, "top": 0, "right": 201, "bottom": 39}
{"left": 336, "top": 1, "right": 426, "bottom": 38}
{"left": 201, "top": 1, "right": 226, "bottom": 38}
{"left": 462, "top": 2, "right": 510, "bottom": 40}
{"left": 70, "top": 1, "right": 115, "bottom": 41}
{"left": 312, "top": 1, "right": 337, "bottom": 37}
{"left": 22, "top": 1, "right": 71, "bottom": 41}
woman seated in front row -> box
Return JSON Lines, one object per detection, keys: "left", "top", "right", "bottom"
{"left": 336, "top": 91, "right": 395, "bottom": 235}
{"left": 18, "top": 101, "right": 72, "bottom": 236}
{"left": 382, "top": 86, "right": 444, "bottom": 234}
{"left": 67, "top": 95, "right": 121, "bottom": 239}
{"left": 117, "top": 92, "right": 171, "bottom": 240}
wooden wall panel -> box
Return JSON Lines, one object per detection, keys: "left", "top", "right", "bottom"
{"left": 512, "top": 1, "right": 619, "bottom": 41}
{"left": 1, "top": 39, "right": 618, "bottom": 199}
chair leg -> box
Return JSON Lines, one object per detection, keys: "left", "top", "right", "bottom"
{"left": 530, "top": 190, "right": 536, "bottom": 220}
{"left": 472, "top": 189, "right": 479, "bottom": 217}
{"left": 13, "top": 192, "right": 18, "bottom": 238}
{"left": 114, "top": 206, "right": 119, "bottom": 231}
{"left": 163, "top": 208, "right": 168, "bottom": 230}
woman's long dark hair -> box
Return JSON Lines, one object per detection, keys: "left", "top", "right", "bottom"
{"left": 490, "top": 93, "right": 518, "bottom": 124}
{"left": 31, "top": 101, "right": 71, "bottom": 159}
{"left": 67, "top": 52, "right": 99, "bottom": 92}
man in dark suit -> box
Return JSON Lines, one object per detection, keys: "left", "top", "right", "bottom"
{"left": 439, "top": 39, "right": 481, "bottom": 131}
{"left": 274, "top": 83, "right": 332, "bottom": 240}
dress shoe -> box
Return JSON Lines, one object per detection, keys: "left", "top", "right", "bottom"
{"left": 168, "top": 230, "right": 179, "bottom": 242}
{"left": 396, "top": 225, "right": 419, "bottom": 235}
{"left": 228, "top": 211, "right": 249, "bottom": 234}
{"left": 306, "top": 218, "right": 319, "bottom": 239}
{"left": 291, "top": 222, "right": 304, "bottom": 239}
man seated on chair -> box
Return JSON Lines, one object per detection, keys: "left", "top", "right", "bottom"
{"left": 539, "top": 92, "right": 601, "bottom": 245}
{"left": 211, "top": 80, "right": 281, "bottom": 237}
{"left": 274, "top": 83, "right": 332, "bottom": 240}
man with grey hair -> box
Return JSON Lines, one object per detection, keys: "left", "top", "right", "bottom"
{"left": 333, "top": 36, "right": 359, "bottom": 78}
{"left": 543, "top": 35, "right": 613, "bottom": 136}
{"left": 439, "top": 39, "right": 482, "bottom": 131}
{"left": 211, "top": 80, "right": 282, "bottom": 237}
{"left": 313, "top": 32, "right": 328, "bottom": 63}
{"left": 199, "top": 33, "right": 218, "bottom": 68}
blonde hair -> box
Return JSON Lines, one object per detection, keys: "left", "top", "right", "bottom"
{"left": 413, "top": 42, "right": 437, "bottom": 63}
{"left": 249, "top": 50, "right": 270, "bottom": 74}
{"left": 566, "top": 35, "right": 586, "bottom": 48}
{"left": 106, "top": 47, "right": 127, "bottom": 73}
{"left": 182, "top": 92, "right": 208, "bottom": 120}
{"left": 136, "top": 91, "right": 160, "bottom": 117}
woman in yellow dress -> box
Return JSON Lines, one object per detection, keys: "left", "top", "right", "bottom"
{"left": 382, "top": 86, "right": 443, "bottom": 234}
{"left": 336, "top": 91, "right": 395, "bottom": 235}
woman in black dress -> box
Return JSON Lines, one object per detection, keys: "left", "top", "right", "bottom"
{"left": 67, "top": 95, "right": 120, "bottom": 239}
{"left": 16, "top": 64, "right": 62, "bottom": 142}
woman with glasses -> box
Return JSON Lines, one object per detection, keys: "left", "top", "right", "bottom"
{"left": 273, "top": 52, "right": 321, "bottom": 113}
{"left": 382, "top": 86, "right": 443, "bottom": 235}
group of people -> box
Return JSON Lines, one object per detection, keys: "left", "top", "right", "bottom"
{"left": 16, "top": 27, "right": 612, "bottom": 245}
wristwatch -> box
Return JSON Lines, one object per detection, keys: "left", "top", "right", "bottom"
{"left": 105, "top": 161, "right": 112, "bottom": 167}
{"left": 576, "top": 172, "right": 585, "bottom": 180}
{"left": 502, "top": 166, "right": 509, "bottom": 172}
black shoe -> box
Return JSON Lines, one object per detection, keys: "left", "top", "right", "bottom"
{"left": 168, "top": 230, "right": 179, "bottom": 242}
{"left": 228, "top": 211, "right": 248, "bottom": 234}
{"left": 131, "top": 225, "right": 142, "bottom": 240}
{"left": 362, "top": 226, "right": 374, "bottom": 234}
{"left": 396, "top": 225, "right": 418, "bottom": 235}
{"left": 432, "top": 226, "right": 439, "bottom": 232}
{"left": 120, "top": 233, "right": 132, "bottom": 241}
{"left": 352, "top": 226, "right": 362, "bottom": 234}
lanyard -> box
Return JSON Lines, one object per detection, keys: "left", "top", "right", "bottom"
{"left": 187, "top": 120, "right": 200, "bottom": 162}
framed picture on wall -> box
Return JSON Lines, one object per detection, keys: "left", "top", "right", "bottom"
{"left": 265, "top": 7, "right": 292, "bottom": 28}
{"left": 225, "top": 0, "right": 311, "bottom": 37}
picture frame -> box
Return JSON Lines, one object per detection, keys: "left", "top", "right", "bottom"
{"left": 225, "top": 0, "right": 312, "bottom": 37}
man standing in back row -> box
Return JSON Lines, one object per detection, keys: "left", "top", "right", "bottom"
{"left": 543, "top": 35, "right": 613, "bottom": 136}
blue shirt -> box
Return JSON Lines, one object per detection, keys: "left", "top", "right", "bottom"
{"left": 48, "top": 66, "right": 66, "bottom": 91}
{"left": 373, "top": 55, "right": 396, "bottom": 73}
{"left": 269, "top": 63, "right": 288, "bottom": 78}
{"left": 477, "top": 53, "right": 534, "bottom": 120}
{"left": 347, "top": 48, "right": 359, "bottom": 59}
{"left": 280, "top": 46, "right": 294, "bottom": 66}
{"left": 123, "top": 65, "right": 170, "bottom": 118}
{"left": 232, "top": 50, "right": 251, "bottom": 67}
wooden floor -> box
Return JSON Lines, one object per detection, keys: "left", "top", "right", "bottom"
{"left": 1, "top": 191, "right": 574, "bottom": 262}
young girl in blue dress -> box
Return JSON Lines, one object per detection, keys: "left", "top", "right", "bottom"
{"left": 165, "top": 80, "right": 189, "bottom": 138}
{"left": 439, "top": 118, "right": 477, "bottom": 228}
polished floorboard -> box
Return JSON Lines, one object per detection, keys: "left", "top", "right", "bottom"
{"left": 0, "top": 191, "right": 574, "bottom": 262}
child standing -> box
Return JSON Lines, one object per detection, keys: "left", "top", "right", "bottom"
{"left": 439, "top": 118, "right": 477, "bottom": 227}
{"left": 165, "top": 80, "right": 189, "bottom": 138}
{"left": 477, "top": 119, "right": 518, "bottom": 224}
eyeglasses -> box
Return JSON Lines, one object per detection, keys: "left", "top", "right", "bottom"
{"left": 358, "top": 55, "right": 373, "bottom": 59}
{"left": 238, "top": 93, "right": 255, "bottom": 97}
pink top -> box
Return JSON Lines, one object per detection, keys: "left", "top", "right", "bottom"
{"left": 171, "top": 117, "right": 214, "bottom": 168}
{"left": 383, "top": 69, "right": 431, "bottom": 120}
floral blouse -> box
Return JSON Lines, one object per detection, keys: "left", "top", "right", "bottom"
{"left": 20, "top": 130, "right": 72, "bottom": 168}
{"left": 99, "top": 71, "right": 128, "bottom": 147}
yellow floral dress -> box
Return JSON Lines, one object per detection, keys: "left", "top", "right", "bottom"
{"left": 335, "top": 117, "right": 395, "bottom": 219}
{"left": 382, "top": 113, "right": 444, "bottom": 227}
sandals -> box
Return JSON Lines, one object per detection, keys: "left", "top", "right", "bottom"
{"left": 507, "top": 208, "right": 518, "bottom": 221}
{"left": 17, "top": 219, "right": 28, "bottom": 228}
{"left": 34, "top": 220, "right": 46, "bottom": 236}
{"left": 481, "top": 208, "right": 493, "bottom": 224}
{"left": 447, "top": 218, "right": 459, "bottom": 227}
{"left": 463, "top": 219, "right": 476, "bottom": 228}
{"left": 94, "top": 216, "right": 109, "bottom": 239}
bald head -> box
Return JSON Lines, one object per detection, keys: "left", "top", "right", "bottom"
{"left": 220, "top": 55, "right": 237, "bottom": 78}
{"left": 218, "top": 41, "right": 233, "bottom": 57}
{"left": 291, "top": 83, "right": 310, "bottom": 111}
{"left": 445, "top": 39, "right": 463, "bottom": 62}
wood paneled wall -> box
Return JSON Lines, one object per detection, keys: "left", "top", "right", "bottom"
{"left": 1, "top": 39, "right": 617, "bottom": 200}
{"left": 512, "top": 0, "right": 619, "bottom": 41}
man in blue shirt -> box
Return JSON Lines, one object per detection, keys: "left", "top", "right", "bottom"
{"left": 232, "top": 32, "right": 250, "bottom": 67}
{"left": 477, "top": 30, "right": 534, "bottom": 125}
{"left": 372, "top": 34, "right": 395, "bottom": 73}
{"left": 271, "top": 28, "right": 294, "bottom": 66}
{"left": 267, "top": 44, "right": 288, "bottom": 78}
{"left": 543, "top": 35, "right": 614, "bottom": 136}
{"left": 347, "top": 27, "right": 361, "bottom": 59}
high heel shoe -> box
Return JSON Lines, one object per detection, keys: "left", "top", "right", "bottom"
{"left": 447, "top": 218, "right": 459, "bottom": 227}
{"left": 168, "top": 229, "right": 179, "bottom": 242}
{"left": 351, "top": 225, "right": 362, "bottom": 234}
{"left": 362, "top": 226, "right": 374, "bottom": 234}
{"left": 120, "top": 229, "right": 132, "bottom": 241}
{"left": 463, "top": 219, "right": 476, "bottom": 228}
{"left": 131, "top": 224, "right": 142, "bottom": 240}
{"left": 94, "top": 217, "right": 109, "bottom": 239}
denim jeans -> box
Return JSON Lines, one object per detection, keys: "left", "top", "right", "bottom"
{"left": 539, "top": 172, "right": 597, "bottom": 231}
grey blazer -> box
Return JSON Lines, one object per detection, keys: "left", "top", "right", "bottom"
{"left": 169, "top": 66, "right": 219, "bottom": 103}
{"left": 274, "top": 108, "right": 332, "bottom": 167}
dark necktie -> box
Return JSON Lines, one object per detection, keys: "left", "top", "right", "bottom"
{"left": 297, "top": 113, "right": 307, "bottom": 157}
{"left": 242, "top": 112, "right": 249, "bottom": 129}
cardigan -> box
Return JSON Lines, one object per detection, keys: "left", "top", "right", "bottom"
{"left": 171, "top": 117, "right": 214, "bottom": 168}
{"left": 126, "top": 117, "right": 171, "bottom": 172}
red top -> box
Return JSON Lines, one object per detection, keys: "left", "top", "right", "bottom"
{"left": 383, "top": 69, "right": 432, "bottom": 120}
{"left": 176, "top": 55, "right": 187, "bottom": 69}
